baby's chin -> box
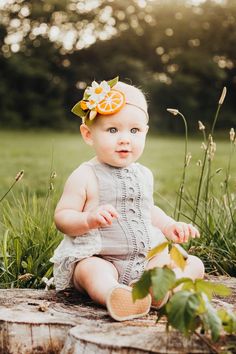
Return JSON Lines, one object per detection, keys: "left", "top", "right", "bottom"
{"left": 98, "top": 157, "right": 136, "bottom": 168}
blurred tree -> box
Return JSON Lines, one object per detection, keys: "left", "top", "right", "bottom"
{"left": 0, "top": 0, "right": 235, "bottom": 131}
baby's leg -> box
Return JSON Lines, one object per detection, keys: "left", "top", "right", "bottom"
{"left": 145, "top": 253, "right": 205, "bottom": 308}
{"left": 172, "top": 255, "right": 205, "bottom": 281}
{"left": 73, "top": 256, "right": 152, "bottom": 321}
{"left": 146, "top": 252, "right": 205, "bottom": 281}
{"left": 73, "top": 256, "right": 119, "bottom": 306}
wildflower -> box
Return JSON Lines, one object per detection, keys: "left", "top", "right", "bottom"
{"left": 196, "top": 160, "right": 202, "bottom": 167}
{"left": 198, "top": 121, "right": 205, "bottom": 131}
{"left": 15, "top": 170, "right": 24, "bottom": 182}
{"left": 208, "top": 135, "right": 216, "bottom": 160}
{"left": 49, "top": 182, "right": 54, "bottom": 191}
{"left": 86, "top": 80, "right": 110, "bottom": 103}
{"left": 51, "top": 171, "right": 57, "bottom": 179}
{"left": 186, "top": 152, "right": 192, "bottom": 166}
{"left": 218, "top": 86, "right": 227, "bottom": 105}
{"left": 201, "top": 142, "right": 207, "bottom": 150}
{"left": 42, "top": 277, "right": 54, "bottom": 290}
{"left": 167, "top": 108, "right": 179, "bottom": 116}
{"left": 229, "top": 128, "right": 235, "bottom": 142}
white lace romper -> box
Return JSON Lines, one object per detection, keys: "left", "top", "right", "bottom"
{"left": 50, "top": 160, "right": 167, "bottom": 291}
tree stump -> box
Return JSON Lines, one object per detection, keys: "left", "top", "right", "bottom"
{"left": 0, "top": 276, "right": 235, "bottom": 354}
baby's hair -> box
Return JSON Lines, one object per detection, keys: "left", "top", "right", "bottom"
{"left": 121, "top": 78, "right": 149, "bottom": 107}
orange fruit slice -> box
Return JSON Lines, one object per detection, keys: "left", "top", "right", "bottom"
{"left": 96, "top": 89, "right": 125, "bottom": 115}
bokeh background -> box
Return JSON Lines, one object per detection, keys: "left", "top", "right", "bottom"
{"left": 1, "top": 0, "right": 236, "bottom": 133}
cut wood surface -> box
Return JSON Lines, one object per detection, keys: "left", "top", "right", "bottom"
{"left": 0, "top": 275, "right": 235, "bottom": 354}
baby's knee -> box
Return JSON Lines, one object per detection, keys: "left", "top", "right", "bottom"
{"left": 188, "top": 255, "right": 205, "bottom": 279}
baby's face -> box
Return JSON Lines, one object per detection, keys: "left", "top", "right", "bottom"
{"left": 89, "top": 104, "right": 148, "bottom": 168}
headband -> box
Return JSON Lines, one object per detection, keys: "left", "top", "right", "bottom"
{"left": 71, "top": 76, "right": 148, "bottom": 124}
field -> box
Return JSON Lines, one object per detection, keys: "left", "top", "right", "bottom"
{"left": 1, "top": 130, "right": 235, "bottom": 212}
{"left": 0, "top": 130, "right": 235, "bottom": 287}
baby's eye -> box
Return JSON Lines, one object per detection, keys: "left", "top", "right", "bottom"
{"left": 130, "top": 128, "right": 139, "bottom": 134}
{"left": 108, "top": 127, "right": 118, "bottom": 133}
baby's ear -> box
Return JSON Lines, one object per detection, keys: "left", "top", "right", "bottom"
{"left": 80, "top": 123, "right": 93, "bottom": 146}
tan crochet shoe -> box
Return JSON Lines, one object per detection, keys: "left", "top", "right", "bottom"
{"left": 128, "top": 280, "right": 169, "bottom": 310}
{"left": 106, "top": 285, "right": 151, "bottom": 321}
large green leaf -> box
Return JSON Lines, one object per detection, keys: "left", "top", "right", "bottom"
{"left": 201, "top": 293, "right": 222, "bottom": 341}
{"left": 166, "top": 290, "right": 201, "bottom": 335}
{"left": 147, "top": 242, "right": 169, "bottom": 260}
{"left": 195, "top": 279, "right": 231, "bottom": 300}
{"left": 218, "top": 309, "right": 236, "bottom": 334}
{"left": 132, "top": 270, "right": 151, "bottom": 301}
{"left": 151, "top": 267, "right": 176, "bottom": 301}
{"left": 170, "top": 245, "right": 186, "bottom": 270}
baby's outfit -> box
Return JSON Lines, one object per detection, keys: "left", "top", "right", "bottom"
{"left": 50, "top": 160, "right": 167, "bottom": 291}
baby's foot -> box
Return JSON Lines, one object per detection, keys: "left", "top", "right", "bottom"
{"left": 106, "top": 284, "right": 151, "bottom": 321}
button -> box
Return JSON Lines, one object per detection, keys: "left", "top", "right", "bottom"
{"left": 139, "top": 241, "right": 145, "bottom": 248}
{"left": 131, "top": 270, "right": 139, "bottom": 279}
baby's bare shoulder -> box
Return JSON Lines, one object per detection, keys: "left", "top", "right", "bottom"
{"left": 65, "top": 163, "right": 95, "bottom": 191}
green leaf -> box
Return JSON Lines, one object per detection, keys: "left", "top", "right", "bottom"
{"left": 71, "top": 101, "right": 87, "bottom": 118}
{"left": 195, "top": 279, "right": 231, "bottom": 300}
{"left": 170, "top": 245, "right": 186, "bottom": 271}
{"left": 83, "top": 91, "right": 90, "bottom": 100}
{"left": 132, "top": 270, "right": 151, "bottom": 301}
{"left": 151, "top": 266, "right": 176, "bottom": 301}
{"left": 147, "top": 242, "right": 169, "bottom": 260}
{"left": 201, "top": 293, "right": 222, "bottom": 341}
{"left": 166, "top": 290, "right": 201, "bottom": 335}
{"left": 3, "top": 230, "right": 9, "bottom": 270}
{"left": 218, "top": 309, "right": 236, "bottom": 334}
{"left": 107, "top": 76, "right": 119, "bottom": 88}
{"left": 174, "top": 277, "right": 194, "bottom": 290}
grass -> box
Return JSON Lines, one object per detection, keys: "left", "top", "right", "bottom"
{"left": 0, "top": 128, "right": 235, "bottom": 287}
{"left": 1, "top": 130, "right": 235, "bottom": 210}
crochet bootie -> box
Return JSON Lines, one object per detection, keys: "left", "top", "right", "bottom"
{"left": 106, "top": 284, "right": 151, "bottom": 321}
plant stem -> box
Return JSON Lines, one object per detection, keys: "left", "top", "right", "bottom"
{"left": 0, "top": 180, "right": 18, "bottom": 203}
{"left": 224, "top": 140, "right": 235, "bottom": 224}
{"left": 174, "top": 112, "right": 188, "bottom": 221}
{"left": 193, "top": 103, "right": 222, "bottom": 223}
{"left": 194, "top": 331, "right": 219, "bottom": 354}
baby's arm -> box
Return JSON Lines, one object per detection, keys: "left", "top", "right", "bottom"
{"left": 54, "top": 164, "right": 118, "bottom": 236}
{"left": 151, "top": 206, "right": 200, "bottom": 243}
{"left": 146, "top": 166, "right": 199, "bottom": 243}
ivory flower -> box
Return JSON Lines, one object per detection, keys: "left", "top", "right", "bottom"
{"left": 86, "top": 99, "right": 97, "bottom": 110}
{"left": 86, "top": 80, "right": 110, "bottom": 103}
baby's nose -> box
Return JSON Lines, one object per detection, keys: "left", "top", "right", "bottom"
{"left": 118, "top": 134, "right": 130, "bottom": 144}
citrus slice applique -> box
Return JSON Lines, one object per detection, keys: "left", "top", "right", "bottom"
{"left": 96, "top": 89, "right": 125, "bottom": 115}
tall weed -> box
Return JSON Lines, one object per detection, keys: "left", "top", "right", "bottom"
{"left": 167, "top": 88, "right": 236, "bottom": 276}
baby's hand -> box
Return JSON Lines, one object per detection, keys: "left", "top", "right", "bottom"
{"left": 86, "top": 204, "right": 119, "bottom": 230}
{"left": 164, "top": 222, "right": 200, "bottom": 243}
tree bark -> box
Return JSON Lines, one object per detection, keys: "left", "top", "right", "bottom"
{"left": 0, "top": 275, "right": 235, "bottom": 354}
